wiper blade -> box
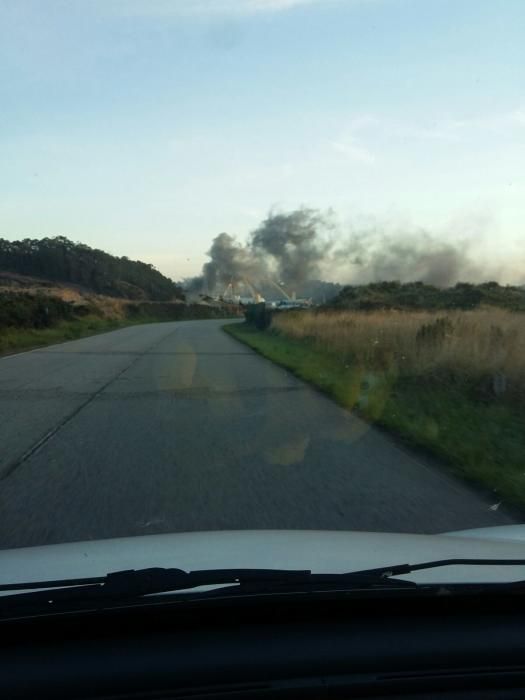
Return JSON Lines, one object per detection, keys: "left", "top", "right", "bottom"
{"left": 4, "top": 557, "right": 523, "bottom": 612}
{"left": 354, "top": 557, "right": 525, "bottom": 578}
{"left": 0, "top": 566, "right": 415, "bottom": 608}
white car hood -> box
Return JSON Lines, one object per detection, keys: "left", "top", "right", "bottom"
{"left": 1, "top": 527, "right": 525, "bottom": 587}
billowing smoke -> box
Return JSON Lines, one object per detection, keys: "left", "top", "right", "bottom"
{"left": 188, "top": 208, "right": 488, "bottom": 297}
{"left": 192, "top": 208, "right": 333, "bottom": 295}
{"left": 202, "top": 232, "right": 265, "bottom": 292}
{"left": 251, "top": 209, "right": 332, "bottom": 286}
{"left": 339, "top": 229, "right": 480, "bottom": 287}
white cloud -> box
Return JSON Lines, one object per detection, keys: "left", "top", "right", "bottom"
{"left": 506, "top": 107, "right": 525, "bottom": 127}
{"left": 329, "top": 116, "right": 377, "bottom": 165}
{"left": 101, "top": 0, "right": 330, "bottom": 17}
{"left": 330, "top": 138, "right": 376, "bottom": 165}
{"left": 395, "top": 106, "right": 525, "bottom": 142}
{"left": 327, "top": 106, "right": 525, "bottom": 150}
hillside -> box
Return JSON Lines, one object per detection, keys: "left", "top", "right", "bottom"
{"left": 0, "top": 236, "right": 183, "bottom": 301}
{"left": 330, "top": 281, "right": 525, "bottom": 312}
{"left": 0, "top": 236, "right": 241, "bottom": 355}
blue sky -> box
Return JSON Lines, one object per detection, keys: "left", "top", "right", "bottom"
{"left": 1, "top": 0, "right": 524, "bottom": 281}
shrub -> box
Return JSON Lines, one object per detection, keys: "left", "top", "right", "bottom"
{"left": 0, "top": 293, "right": 75, "bottom": 330}
{"left": 244, "top": 303, "right": 274, "bottom": 330}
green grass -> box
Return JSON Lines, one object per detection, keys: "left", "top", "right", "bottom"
{"left": 0, "top": 311, "right": 222, "bottom": 356}
{"left": 224, "top": 322, "right": 525, "bottom": 513}
{"left": 0, "top": 316, "right": 137, "bottom": 355}
{"left": 1, "top": 302, "right": 238, "bottom": 357}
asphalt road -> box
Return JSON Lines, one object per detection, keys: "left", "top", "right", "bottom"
{"left": 0, "top": 319, "right": 515, "bottom": 548}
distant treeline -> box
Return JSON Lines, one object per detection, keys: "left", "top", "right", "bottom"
{"left": 0, "top": 237, "right": 183, "bottom": 301}
{"left": 330, "top": 281, "right": 525, "bottom": 312}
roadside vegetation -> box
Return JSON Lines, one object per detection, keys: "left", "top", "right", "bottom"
{"left": 0, "top": 237, "right": 239, "bottom": 355}
{"left": 225, "top": 306, "right": 525, "bottom": 512}
{"left": 331, "top": 280, "right": 525, "bottom": 312}
{"left": 0, "top": 291, "right": 237, "bottom": 355}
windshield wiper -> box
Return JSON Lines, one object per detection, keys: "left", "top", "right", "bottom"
{"left": 353, "top": 557, "right": 525, "bottom": 578}
{"left": 2, "top": 558, "right": 525, "bottom": 612}
{"left": 0, "top": 566, "right": 415, "bottom": 609}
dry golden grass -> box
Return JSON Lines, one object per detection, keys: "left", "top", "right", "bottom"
{"left": 227, "top": 312, "right": 525, "bottom": 508}
{"left": 0, "top": 281, "right": 131, "bottom": 319}
{"left": 272, "top": 308, "right": 525, "bottom": 392}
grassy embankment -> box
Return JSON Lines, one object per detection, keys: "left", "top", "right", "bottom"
{"left": 225, "top": 309, "right": 525, "bottom": 511}
{"left": 0, "top": 292, "right": 237, "bottom": 356}
{"left": 1, "top": 317, "right": 127, "bottom": 355}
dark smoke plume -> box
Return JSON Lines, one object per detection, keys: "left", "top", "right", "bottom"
{"left": 201, "top": 232, "right": 265, "bottom": 292}
{"left": 339, "top": 228, "right": 480, "bottom": 287}
{"left": 187, "top": 208, "right": 486, "bottom": 296}
{"left": 191, "top": 208, "right": 332, "bottom": 294}
{"left": 250, "top": 209, "right": 332, "bottom": 287}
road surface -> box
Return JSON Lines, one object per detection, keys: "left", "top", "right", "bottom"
{"left": 0, "top": 319, "right": 515, "bottom": 548}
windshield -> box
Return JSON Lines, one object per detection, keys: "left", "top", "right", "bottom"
{"left": 0, "top": 0, "right": 524, "bottom": 586}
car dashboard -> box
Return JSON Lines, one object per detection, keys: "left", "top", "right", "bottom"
{"left": 1, "top": 588, "right": 525, "bottom": 699}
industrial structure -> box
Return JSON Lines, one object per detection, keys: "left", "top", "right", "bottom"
{"left": 217, "top": 277, "right": 312, "bottom": 309}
